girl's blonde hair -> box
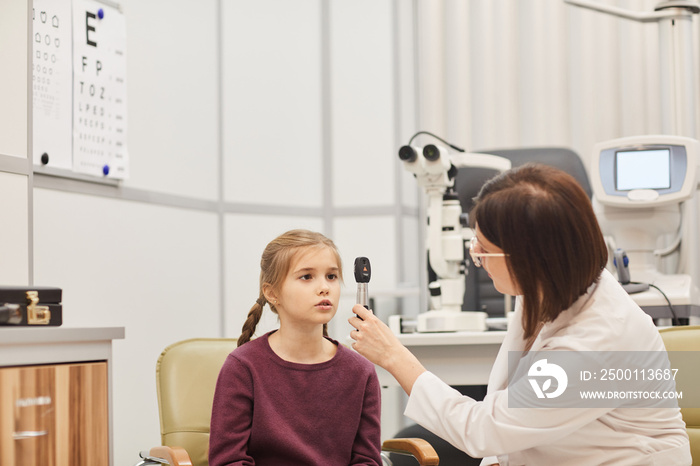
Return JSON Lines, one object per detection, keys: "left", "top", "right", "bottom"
{"left": 237, "top": 229, "right": 343, "bottom": 346}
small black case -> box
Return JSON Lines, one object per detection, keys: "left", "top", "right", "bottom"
{"left": 0, "top": 286, "right": 63, "bottom": 326}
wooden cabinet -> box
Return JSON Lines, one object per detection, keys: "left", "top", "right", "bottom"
{"left": 0, "top": 327, "right": 123, "bottom": 466}
{"left": 0, "top": 362, "right": 109, "bottom": 466}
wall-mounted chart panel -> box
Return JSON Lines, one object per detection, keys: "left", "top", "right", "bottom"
{"left": 32, "top": 0, "right": 127, "bottom": 181}
{"left": 72, "top": 0, "right": 127, "bottom": 179}
{"left": 33, "top": 0, "right": 72, "bottom": 169}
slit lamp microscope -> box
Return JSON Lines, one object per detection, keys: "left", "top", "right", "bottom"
{"left": 398, "top": 136, "right": 511, "bottom": 333}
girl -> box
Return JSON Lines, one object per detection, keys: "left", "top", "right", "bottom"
{"left": 209, "top": 229, "right": 382, "bottom": 466}
{"left": 349, "top": 164, "right": 691, "bottom": 465}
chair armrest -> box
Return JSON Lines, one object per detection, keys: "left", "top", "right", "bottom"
{"left": 382, "top": 438, "right": 439, "bottom": 465}
{"left": 148, "top": 446, "right": 194, "bottom": 466}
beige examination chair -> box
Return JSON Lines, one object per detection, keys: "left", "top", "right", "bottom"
{"left": 134, "top": 338, "right": 439, "bottom": 466}
{"left": 658, "top": 326, "right": 700, "bottom": 465}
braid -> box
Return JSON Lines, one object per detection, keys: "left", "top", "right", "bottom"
{"left": 237, "top": 295, "right": 266, "bottom": 347}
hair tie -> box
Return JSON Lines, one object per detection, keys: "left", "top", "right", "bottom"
{"left": 256, "top": 297, "right": 266, "bottom": 307}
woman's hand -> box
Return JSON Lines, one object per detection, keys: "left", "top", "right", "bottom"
{"left": 348, "top": 305, "right": 400, "bottom": 367}
{"left": 349, "top": 305, "right": 426, "bottom": 395}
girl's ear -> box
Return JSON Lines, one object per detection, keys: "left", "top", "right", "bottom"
{"left": 262, "top": 283, "right": 277, "bottom": 304}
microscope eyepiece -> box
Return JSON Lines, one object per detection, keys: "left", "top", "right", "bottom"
{"left": 423, "top": 144, "right": 440, "bottom": 161}
{"left": 398, "top": 145, "right": 418, "bottom": 162}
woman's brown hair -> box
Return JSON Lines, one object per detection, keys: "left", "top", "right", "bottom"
{"left": 470, "top": 163, "right": 608, "bottom": 342}
{"left": 237, "top": 229, "right": 343, "bottom": 346}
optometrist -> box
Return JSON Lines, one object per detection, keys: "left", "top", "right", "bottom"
{"left": 349, "top": 163, "right": 691, "bottom": 465}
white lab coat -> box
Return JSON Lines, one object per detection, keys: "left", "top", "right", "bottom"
{"left": 405, "top": 269, "right": 691, "bottom": 465}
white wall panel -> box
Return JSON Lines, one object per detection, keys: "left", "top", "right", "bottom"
{"left": 33, "top": 189, "right": 220, "bottom": 466}
{"left": 444, "top": 0, "right": 470, "bottom": 149}
{"left": 416, "top": 1, "right": 446, "bottom": 137}
{"left": 224, "top": 214, "right": 324, "bottom": 338}
{"left": 485, "top": 0, "right": 519, "bottom": 149}
{"left": 0, "top": 0, "right": 28, "bottom": 158}
{"left": 395, "top": 1, "right": 420, "bottom": 208}
{"left": 395, "top": 0, "right": 418, "bottom": 144}
{"left": 400, "top": 215, "right": 421, "bottom": 286}
{"left": 539, "top": 1, "right": 570, "bottom": 147}
{"left": 401, "top": 169, "right": 421, "bottom": 208}
{"left": 617, "top": 0, "right": 653, "bottom": 136}
{"left": 332, "top": 216, "right": 396, "bottom": 292}
{"left": 518, "top": 0, "right": 568, "bottom": 147}
{"left": 0, "top": 173, "right": 29, "bottom": 285}
{"left": 331, "top": 0, "right": 396, "bottom": 207}
{"left": 400, "top": 215, "right": 423, "bottom": 317}
{"left": 121, "top": 0, "right": 219, "bottom": 200}
{"left": 333, "top": 216, "right": 397, "bottom": 292}
{"left": 332, "top": 216, "right": 398, "bottom": 339}
{"left": 467, "top": 3, "right": 498, "bottom": 150}
{"left": 222, "top": 0, "right": 323, "bottom": 207}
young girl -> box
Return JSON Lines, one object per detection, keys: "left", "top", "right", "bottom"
{"left": 209, "top": 229, "right": 382, "bottom": 466}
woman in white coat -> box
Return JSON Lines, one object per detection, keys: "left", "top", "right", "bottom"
{"left": 349, "top": 163, "right": 691, "bottom": 465}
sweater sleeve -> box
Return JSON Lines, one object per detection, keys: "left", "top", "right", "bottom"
{"left": 209, "top": 354, "right": 255, "bottom": 466}
{"left": 349, "top": 366, "right": 382, "bottom": 466}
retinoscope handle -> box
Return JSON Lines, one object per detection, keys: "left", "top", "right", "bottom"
{"left": 354, "top": 257, "right": 371, "bottom": 310}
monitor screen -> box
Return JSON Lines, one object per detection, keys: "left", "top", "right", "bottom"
{"left": 615, "top": 149, "right": 671, "bottom": 191}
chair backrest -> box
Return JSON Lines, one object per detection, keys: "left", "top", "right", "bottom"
{"left": 453, "top": 147, "right": 591, "bottom": 316}
{"left": 156, "top": 338, "right": 237, "bottom": 466}
{"left": 658, "top": 326, "right": 700, "bottom": 465}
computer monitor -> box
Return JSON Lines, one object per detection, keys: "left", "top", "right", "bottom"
{"left": 591, "top": 135, "right": 699, "bottom": 207}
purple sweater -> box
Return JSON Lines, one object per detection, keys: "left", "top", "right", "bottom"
{"left": 209, "top": 331, "right": 382, "bottom": 466}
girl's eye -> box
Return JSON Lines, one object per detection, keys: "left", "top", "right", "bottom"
{"left": 300, "top": 274, "right": 312, "bottom": 280}
{"left": 327, "top": 274, "right": 338, "bottom": 280}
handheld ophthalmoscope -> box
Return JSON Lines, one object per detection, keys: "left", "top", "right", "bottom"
{"left": 354, "top": 257, "right": 371, "bottom": 310}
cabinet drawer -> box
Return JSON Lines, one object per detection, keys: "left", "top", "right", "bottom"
{"left": 0, "top": 362, "right": 108, "bottom": 466}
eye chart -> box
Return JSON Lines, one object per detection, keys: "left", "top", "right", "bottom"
{"left": 72, "top": 0, "right": 128, "bottom": 179}
{"left": 33, "top": 0, "right": 73, "bottom": 170}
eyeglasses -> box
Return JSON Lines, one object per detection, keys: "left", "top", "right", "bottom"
{"left": 469, "top": 236, "right": 509, "bottom": 268}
